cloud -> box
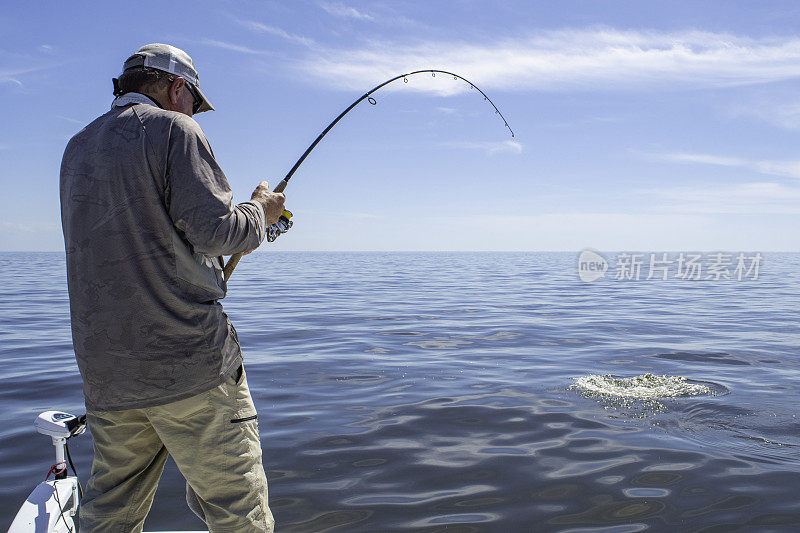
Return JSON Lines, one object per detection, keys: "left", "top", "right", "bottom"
{"left": 655, "top": 152, "right": 746, "bottom": 167}
{"left": 302, "top": 209, "right": 383, "bottom": 219}
{"left": 649, "top": 181, "right": 800, "bottom": 214}
{"left": 1, "top": 45, "right": 68, "bottom": 88}
{"left": 426, "top": 212, "right": 719, "bottom": 251}
{"left": 202, "top": 39, "right": 274, "bottom": 56}
{"left": 0, "top": 68, "right": 28, "bottom": 87}
{"left": 0, "top": 220, "right": 63, "bottom": 251}
{"left": 295, "top": 29, "right": 800, "bottom": 95}
{"left": 732, "top": 100, "right": 800, "bottom": 130}
{"left": 233, "top": 18, "right": 315, "bottom": 48}
{"left": 1, "top": 63, "right": 62, "bottom": 88}
{"left": 0, "top": 221, "right": 37, "bottom": 233}
{"left": 441, "top": 140, "right": 522, "bottom": 155}
{"left": 317, "top": 2, "right": 427, "bottom": 30}
{"left": 56, "top": 115, "right": 86, "bottom": 125}
{"left": 651, "top": 151, "right": 800, "bottom": 180}
{"left": 319, "top": 1, "right": 374, "bottom": 21}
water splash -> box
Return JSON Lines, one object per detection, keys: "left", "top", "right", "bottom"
{"left": 571, "top": 373, "right": 714, "bottom": 400}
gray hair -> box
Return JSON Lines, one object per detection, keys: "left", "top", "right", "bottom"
{"left": 115, "top": 67, "right": 175, "bottom": 96}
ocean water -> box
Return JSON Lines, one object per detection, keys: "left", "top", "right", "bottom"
{"left": 1, "top": 251, "right": 799, "bottom": 532}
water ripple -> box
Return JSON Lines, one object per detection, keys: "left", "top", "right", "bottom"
{"left": 2, "top": 252, "right": 800, "bottom": 531}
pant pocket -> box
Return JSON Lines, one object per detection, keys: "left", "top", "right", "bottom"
{"left": 228, "top": 363, "right": 244, "bottom": 386}
{"left": 230, "top": 413, "right": 258, "bottom": 423}
{"left": 222, "top": 367, "right": 257, "bottom": 424}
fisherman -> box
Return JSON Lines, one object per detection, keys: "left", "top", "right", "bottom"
{"left": 59, "top": 43, "right": 283, "bottom": 531}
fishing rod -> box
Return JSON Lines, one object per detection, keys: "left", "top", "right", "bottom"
{"left": 223, "top": 69, "right": 515, "bottom": 281}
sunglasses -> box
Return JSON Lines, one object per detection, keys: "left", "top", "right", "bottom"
{"left": 184, "top": 82, "right": 202, "bottom": 114}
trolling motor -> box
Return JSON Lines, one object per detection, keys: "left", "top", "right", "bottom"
{"left": 8, "top": 411, "right": 86, "bottom": 532}
{"left": 35, "top": 411, "right": 86, "bottom": 477}
{"left": 222, "top": 69, "right": 515, "bottom": 281}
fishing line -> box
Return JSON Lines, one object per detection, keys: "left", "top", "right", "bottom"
{"left": 223, "top": 69, "right": 515, "bottom": 280}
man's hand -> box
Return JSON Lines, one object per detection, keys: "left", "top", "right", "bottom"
{"left": 250, "top": 181, "right": 286, "bottom": 226}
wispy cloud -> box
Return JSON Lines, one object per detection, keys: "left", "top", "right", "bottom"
{"left": 1, "top": 46, "right": 67, "bottom": 88}
{"left": 732, "top": 99, "right": 800, "bottom": 130}
{"left": 655, "top": 152, "right": 747, "bottom": 167}
{"left": 651, "top": 151, "right": 800, "bottom": 180}
{"left": 295, "top": 29, "right": 800, "bottom": 95}
{"left": 0, "top": 67, "right": 31, "bottom": 87}
{"left": 319, "top": 1, "right": 374, "bottom": 21}
{"left": 317, "top": 2, "right": 426, "bottom": 29}
{"left": 1, "top": 62, "right": 62, "bottom": 88}
{"left": 202, "top": 38, "right": 274, "bottom": 56}
{"left": 442, "top": 140, "right": 523, "bottom": 155}
{"left": 428, "top": 212, "right": 717, "bottom": 251}
{"left": 233, "top": 18, "right": 315, "bottom": 48}
{"left": 56, "top": 115, "right": 85, "bottom": 125}
{"left": 0, "top": 220, "right": 60, "bottom": 233}
{"left": 649, "top": 181, "right": 800, "bottom": 214}
{"left": 302, "top": 209, "right": 383, "bottom": 219}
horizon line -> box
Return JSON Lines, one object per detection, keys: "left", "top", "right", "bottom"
{"left": 1, "top": 249, "right": 796, "bottom": 254}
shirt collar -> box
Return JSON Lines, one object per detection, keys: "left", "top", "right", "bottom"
{"left": 110, "top": 92, "right": 163, "bottom": 110}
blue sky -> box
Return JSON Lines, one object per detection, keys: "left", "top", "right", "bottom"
{"left": 3, "top": 1, "right": 800, "bottom": 251}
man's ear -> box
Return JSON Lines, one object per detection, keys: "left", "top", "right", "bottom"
{"left": 169, "top": 77, "right": 185, "bottom": 106}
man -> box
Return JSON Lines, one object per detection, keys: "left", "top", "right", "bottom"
{"left": 60, "top": 43, "right": 283, "bottom": 531}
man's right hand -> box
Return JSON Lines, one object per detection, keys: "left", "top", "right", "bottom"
{"left": 250, "top": 181, "right": 286, "bottom": 226}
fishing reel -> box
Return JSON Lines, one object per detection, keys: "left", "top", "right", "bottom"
{"left": 267, "top": 209, "right": 293, "bottom": 242}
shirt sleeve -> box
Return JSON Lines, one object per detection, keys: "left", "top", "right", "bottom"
{"left": 166, "top": 114, "right": 266, "bottom": 256}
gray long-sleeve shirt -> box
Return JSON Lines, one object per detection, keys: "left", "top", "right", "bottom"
{"left": 60, "top": 93, "right": 266, "bottom": 411}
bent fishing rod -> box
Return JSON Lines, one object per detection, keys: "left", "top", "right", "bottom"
{"left": 223, "top": 69, "right": 514, "bottom": 281}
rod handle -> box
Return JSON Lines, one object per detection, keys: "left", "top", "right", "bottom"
{"left": 273, "top": 178, "right": 288, "bottom": 193}
{"left": 223, "top": 179, "right": 289, "bottom": 282}
{"left": 223, "top": 253, "right": 241, "bottom": 281}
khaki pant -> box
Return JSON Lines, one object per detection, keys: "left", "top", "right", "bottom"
{"left": 79, "top": 366, "right": 274, "bottom": 532}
